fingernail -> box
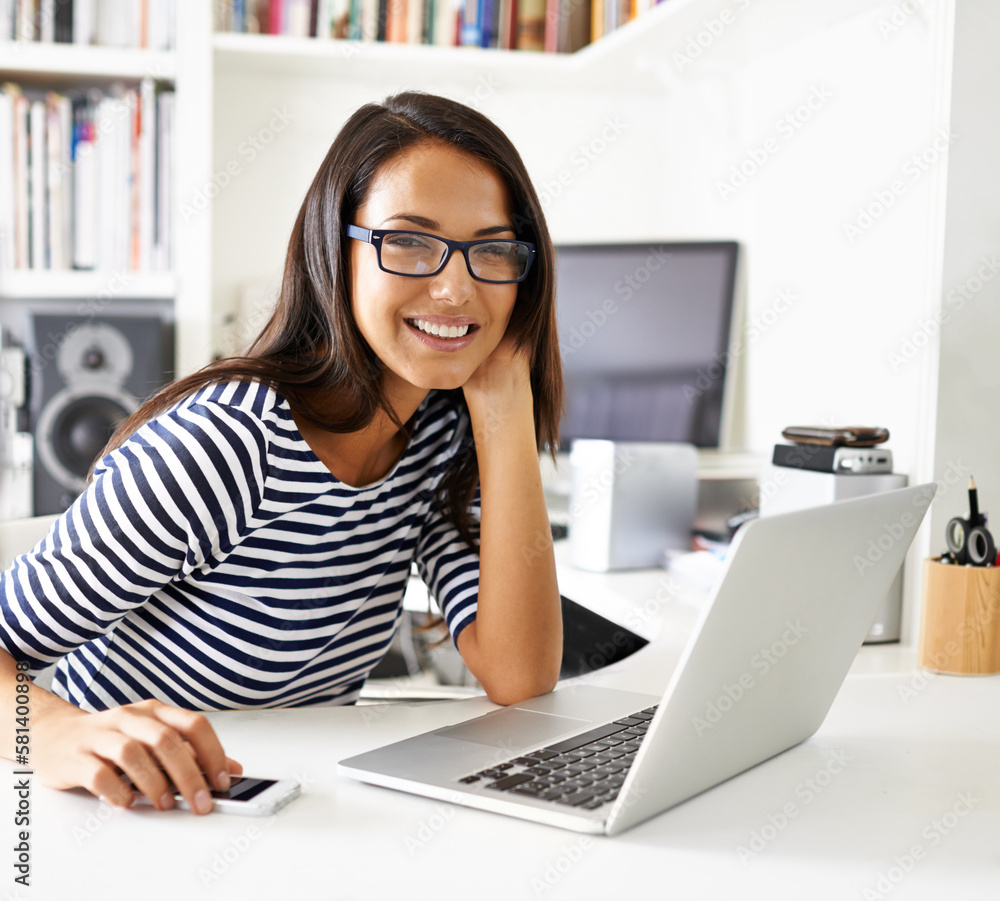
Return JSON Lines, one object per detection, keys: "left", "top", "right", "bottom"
{"left": 158, "top": 793, "right": 175, "bottom": 811}
{"left": 216, "top": 770, "right": 231, "bottom": 792}
{"left": 194, "top": 790, "right": 213, "bottom": 815}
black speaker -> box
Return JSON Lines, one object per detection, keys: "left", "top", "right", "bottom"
{"left": 30, "top": 312, "right": 174, "bottom": 515}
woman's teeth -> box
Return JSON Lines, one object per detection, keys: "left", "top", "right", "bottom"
{"left": 410, "top": 319, "right": 471, "bottom": 339}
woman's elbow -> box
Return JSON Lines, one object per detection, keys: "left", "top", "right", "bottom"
{"left": 480, "top": 668, "right": 559, "bottom": 707}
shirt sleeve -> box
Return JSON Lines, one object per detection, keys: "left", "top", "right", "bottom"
{"left": 0, "top": 386, "right": 268, "bottom": 676}
{"left": 413, "top": 484, "right": 481, "bottom": 645}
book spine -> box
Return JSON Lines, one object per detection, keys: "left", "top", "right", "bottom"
{"left": 0, "top": 88, "right": 16, "bottom": 270}
{"left": 515, "top": 0, "right": 544, "bottom": 50}
{"left": 28, "top": 100, "right": 46, "bottom": 269}
{"left": 44, "top": 93, "right": 62, "bottom": 269}
{"left": 72, "top": 96, "right": 97, "bottom": 270}
{"left": 460, "top": 0, "right": 481, "bottom": 46}
{"left": 53, "top": 0, "right": 72, "bottom": 42}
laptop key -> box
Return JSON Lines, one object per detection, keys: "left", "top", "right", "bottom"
{"left": 613, "top": 717, "right": 645, "bottom": 726}
{"left": 459, "top": 775, "right": 481, "bottom": 784}
{"left": 556, "top": 791, "right": 597, "bottom": 807}
{"left": 486, "top": 773, "right": 535, "bottom": 791}
{"left": 549, "top": 755, "right": 579, "bottom": 767}
{"left": 541, "top": 722, "right": 631, "bottom": 755}
{"left": 512, "top": 783, "right": 547, "bottom": 795}
{"left": 529, "top": 750, "right": 559, "bottom": 760}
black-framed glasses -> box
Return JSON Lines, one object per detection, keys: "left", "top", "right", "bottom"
{"left": 347, "top": 225, "right": 536, "bottom": 284}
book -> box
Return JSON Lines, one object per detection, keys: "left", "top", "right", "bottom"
{"left": 516, "top": 0, "right": 544, "bottom": 50}
{"left": 498, "top": 0, "right": 517, "bottom": 49}
{"left": 72, "top": 94, "right": 98, "bottom": 269}
{"left": 385, "top": 0, "right": 407, "bottom": 42}
{"left": 138, "top": 78, "right": 155, "bottom": 271}
{"left": 28, "top": 99, "right": 46, "bottom": 269}
{"left": 0, "top": 87, "right": 15, "bottom": 269}
{"left": 460, "top": 0, "right": 481, "bottom": 45}
{"left": 54, "top": 0, "right": 73, "bottom": 42}
{"left": 11, "top": 86, "right": 29, "bottom": 268}
{"left": 544, "top": 0, "right": 590, "bottom": 52}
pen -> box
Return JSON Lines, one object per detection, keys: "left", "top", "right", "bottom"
{"left": 969, "top": 477, "right": 982, "bottom": 526}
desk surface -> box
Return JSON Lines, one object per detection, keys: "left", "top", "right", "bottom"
{"left": 9, "top": 636, "right": 1000, "bottom": 901}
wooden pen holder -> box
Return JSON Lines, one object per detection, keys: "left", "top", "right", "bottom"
{"left": 919, "top": 557, "right": 1000, "bottom": 674}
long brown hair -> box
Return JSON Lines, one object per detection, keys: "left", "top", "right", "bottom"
{"left": 97, "top": 91, "right": 563, "bottom": 548}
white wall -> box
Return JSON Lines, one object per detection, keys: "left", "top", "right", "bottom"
{"left": 928, "top": 0, "right": 1000, "bottom": 635}
{"left": 212, "top": 0, "right": 949, "bottom": 468}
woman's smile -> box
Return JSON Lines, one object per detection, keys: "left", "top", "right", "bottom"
{"left": 404, "top": 315, "right": 481, "bottom": 351}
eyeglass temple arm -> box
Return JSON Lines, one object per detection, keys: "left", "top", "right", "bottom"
{"left": 346, "top": 225, "right": 374, "bottom": 242}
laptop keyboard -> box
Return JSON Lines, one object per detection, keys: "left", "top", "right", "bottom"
{"left": 456, "top": 706, "right": 658, "bottom": 811}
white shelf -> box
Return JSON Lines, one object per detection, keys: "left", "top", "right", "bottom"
{"left": 0, "top": 270, "right": 176, "bottom": 301}
{"left": 0, "top": 41, "right": 176, "bottom": 82}
{"left": 213, "top": 31, "right": 572, "bottom": 79}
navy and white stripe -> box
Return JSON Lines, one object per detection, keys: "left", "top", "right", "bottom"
{"left": 0, "top": 381, "right": 480, "bottom": 710}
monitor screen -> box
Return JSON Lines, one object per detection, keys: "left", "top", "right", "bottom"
{"left": 554, "top": 241, "right": 738, "bottom": 449}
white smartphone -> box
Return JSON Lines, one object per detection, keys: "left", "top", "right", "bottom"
{"left": 132, "top": 775, "right": 301, "bottom": 816}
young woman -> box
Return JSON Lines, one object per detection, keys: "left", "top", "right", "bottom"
{"left": 0, "top": 92, "right": 564, "bottom": 816}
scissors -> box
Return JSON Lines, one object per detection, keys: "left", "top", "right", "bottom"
{"left": 945, "top": 477, "right": 996, "bottom": 566}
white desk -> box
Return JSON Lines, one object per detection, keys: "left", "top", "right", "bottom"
{"left": 9, "top": 629, "right": 1000, "bottom": 900}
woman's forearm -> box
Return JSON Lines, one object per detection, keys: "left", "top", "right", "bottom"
{"left": 0, "top": 649, "right": 84, "bottom": 760}
{"left": 458, "top": 393, "right": 562, "bottom": 705}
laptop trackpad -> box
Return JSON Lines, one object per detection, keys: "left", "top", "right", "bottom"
{"left": 435, "top": 708, "right": 590, "bottom": 749}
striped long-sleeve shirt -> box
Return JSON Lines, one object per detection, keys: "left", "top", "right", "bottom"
{"left": 0, "top": 381, "right": 481, "bottom": 710}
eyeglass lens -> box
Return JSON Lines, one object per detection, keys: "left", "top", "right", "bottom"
{"left": 380, "top": 233, "right": 529, "bottom": 282}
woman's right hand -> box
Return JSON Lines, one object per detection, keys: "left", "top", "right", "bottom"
{"left": 32, "top": 699, "right": 242, "bottom": 815}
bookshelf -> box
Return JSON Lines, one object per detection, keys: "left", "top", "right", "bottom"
{"left": 0, "top": 2, "right": 212, "bottom": 377}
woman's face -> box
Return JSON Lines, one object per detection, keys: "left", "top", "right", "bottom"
{"left": 349, "top": 141, "right": 520, "bottom": 405}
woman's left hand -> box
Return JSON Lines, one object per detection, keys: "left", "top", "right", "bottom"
{"left": 461, "top": 336, "right": 532, "bottom": 436}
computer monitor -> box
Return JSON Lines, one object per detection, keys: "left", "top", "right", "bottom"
{"left": 554, "top": 241, "right": 738, "bottom": 449}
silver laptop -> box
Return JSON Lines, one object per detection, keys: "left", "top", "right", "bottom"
{"left": 339, "top": 483, "right": 936, "bottom": 835}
